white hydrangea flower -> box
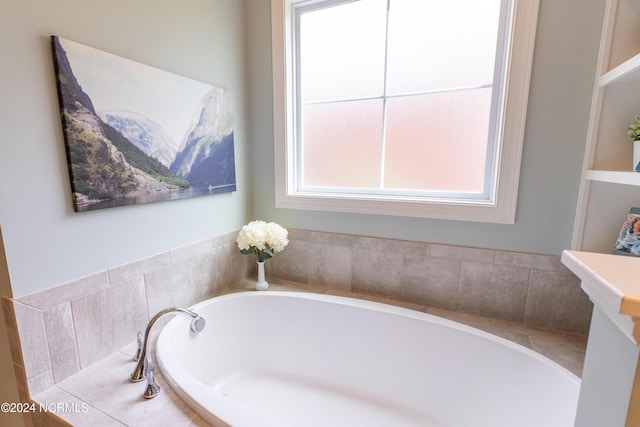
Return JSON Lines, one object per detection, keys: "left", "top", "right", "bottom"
{"left": 264, "top": 222, "right": 289, "bottom": 252}
{"left": 236, "top": 220, "right": 266, "bottom": 250}
{"left": 236, "top": 220, "right": 288, "bottom": 261}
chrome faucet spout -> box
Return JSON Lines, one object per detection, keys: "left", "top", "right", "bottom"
{"left": 130, "top": 307, "right": 205, "bottom": 384}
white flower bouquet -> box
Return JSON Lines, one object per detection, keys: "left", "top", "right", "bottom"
{"left": 236, "top": 220, "right": 289, "bottom": 262}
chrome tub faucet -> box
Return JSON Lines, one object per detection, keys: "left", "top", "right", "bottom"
{"left": 130, "top": 307, "right": 205, "bottom": 398}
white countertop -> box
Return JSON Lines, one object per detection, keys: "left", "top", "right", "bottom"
{"left": 562, "top": 250, "right": 640, "bottom": 345}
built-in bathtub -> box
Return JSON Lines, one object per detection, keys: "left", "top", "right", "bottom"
{"left": 156, "top": 291, "right": 579, "bottom": 427}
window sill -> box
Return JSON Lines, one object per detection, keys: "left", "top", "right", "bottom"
{"left": 275, "top": 190, "right": 517, "bottom": 223}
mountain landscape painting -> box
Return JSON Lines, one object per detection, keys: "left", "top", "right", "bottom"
{"left": 51, "top": 35, "right": 236, "bottom": 212}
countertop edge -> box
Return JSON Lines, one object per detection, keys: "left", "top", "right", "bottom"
{"left": 561, "top": 250, "right": 639, "bottom": 345}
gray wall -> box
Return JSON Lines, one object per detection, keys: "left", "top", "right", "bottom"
{"left": 0, "top": 2, "right": 251, "bottom": 420}
{"left": 246, "top": 0, "right": 605, "bottom": 256}
{"left": 0, "top": 0, "right": 251, "bottom": 299}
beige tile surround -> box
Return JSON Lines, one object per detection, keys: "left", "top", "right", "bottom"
{"left": 270, "top": 230, "right": 593, "bottom": 333}
{"left": 2, "top": 230, "right": 251, "bottom": 427}
{"left": 2, "top": 228, "right": 592, "bottom": 426}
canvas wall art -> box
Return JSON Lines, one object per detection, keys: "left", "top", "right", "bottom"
{"left": 51, "top": 35, "right": 236, "bottom": 212}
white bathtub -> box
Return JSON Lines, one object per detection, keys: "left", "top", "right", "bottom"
{"left": 156, "top": 291, "right": 579, "bottom": 427}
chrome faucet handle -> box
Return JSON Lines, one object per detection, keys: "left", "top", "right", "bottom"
{"left": 143, "top": 357, "right": 160, "bottom": 399}
{"left": 191, "top": 316, "right": 206, "bottom": 333}
{"left": 134, "top": 331, "right": 143, "bottom": 362}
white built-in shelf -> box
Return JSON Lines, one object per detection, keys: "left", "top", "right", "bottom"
{"left": 599, "top": 52, "right": 640, "bottom": 87}
{"left": 572, "top": 0, "right": 640, "bottom": 255}
{"left": 585, "top": 169, "right": 640, "bottom": 185}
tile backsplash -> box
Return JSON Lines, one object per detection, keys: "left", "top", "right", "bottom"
{"left": 3, "top": 230, "right": 251, "bottom": 403}
{"left": 4, "top": 228, "right": 592, "bottom": 409}
{"left": 268, "top": 229, "right": 593, "bottom": 333}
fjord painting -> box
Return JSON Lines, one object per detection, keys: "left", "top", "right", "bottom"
{"left": 51, "top": 35, "right": 236, "bottom": 212}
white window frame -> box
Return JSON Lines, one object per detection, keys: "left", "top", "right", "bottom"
{"left": 271, "top": 0, "right": 539, "bottom": 223}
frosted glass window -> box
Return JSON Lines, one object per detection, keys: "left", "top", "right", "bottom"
{"left": 384, "top": 89, "right": 491, "bottom": 192}
{"left": 275, "top": 0, "right": 538, "bottom": 222}
{"left": 386, "top": 0, "right": 501, "bottom": 94}
{"left": 299, "top": 0, "right": 386, "bottom": 102}
{"left": 302, "top": 100, "right": 383, "bottom": 188}
{"left": 294, "top": 0, "right": 503, "bottom": 196}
